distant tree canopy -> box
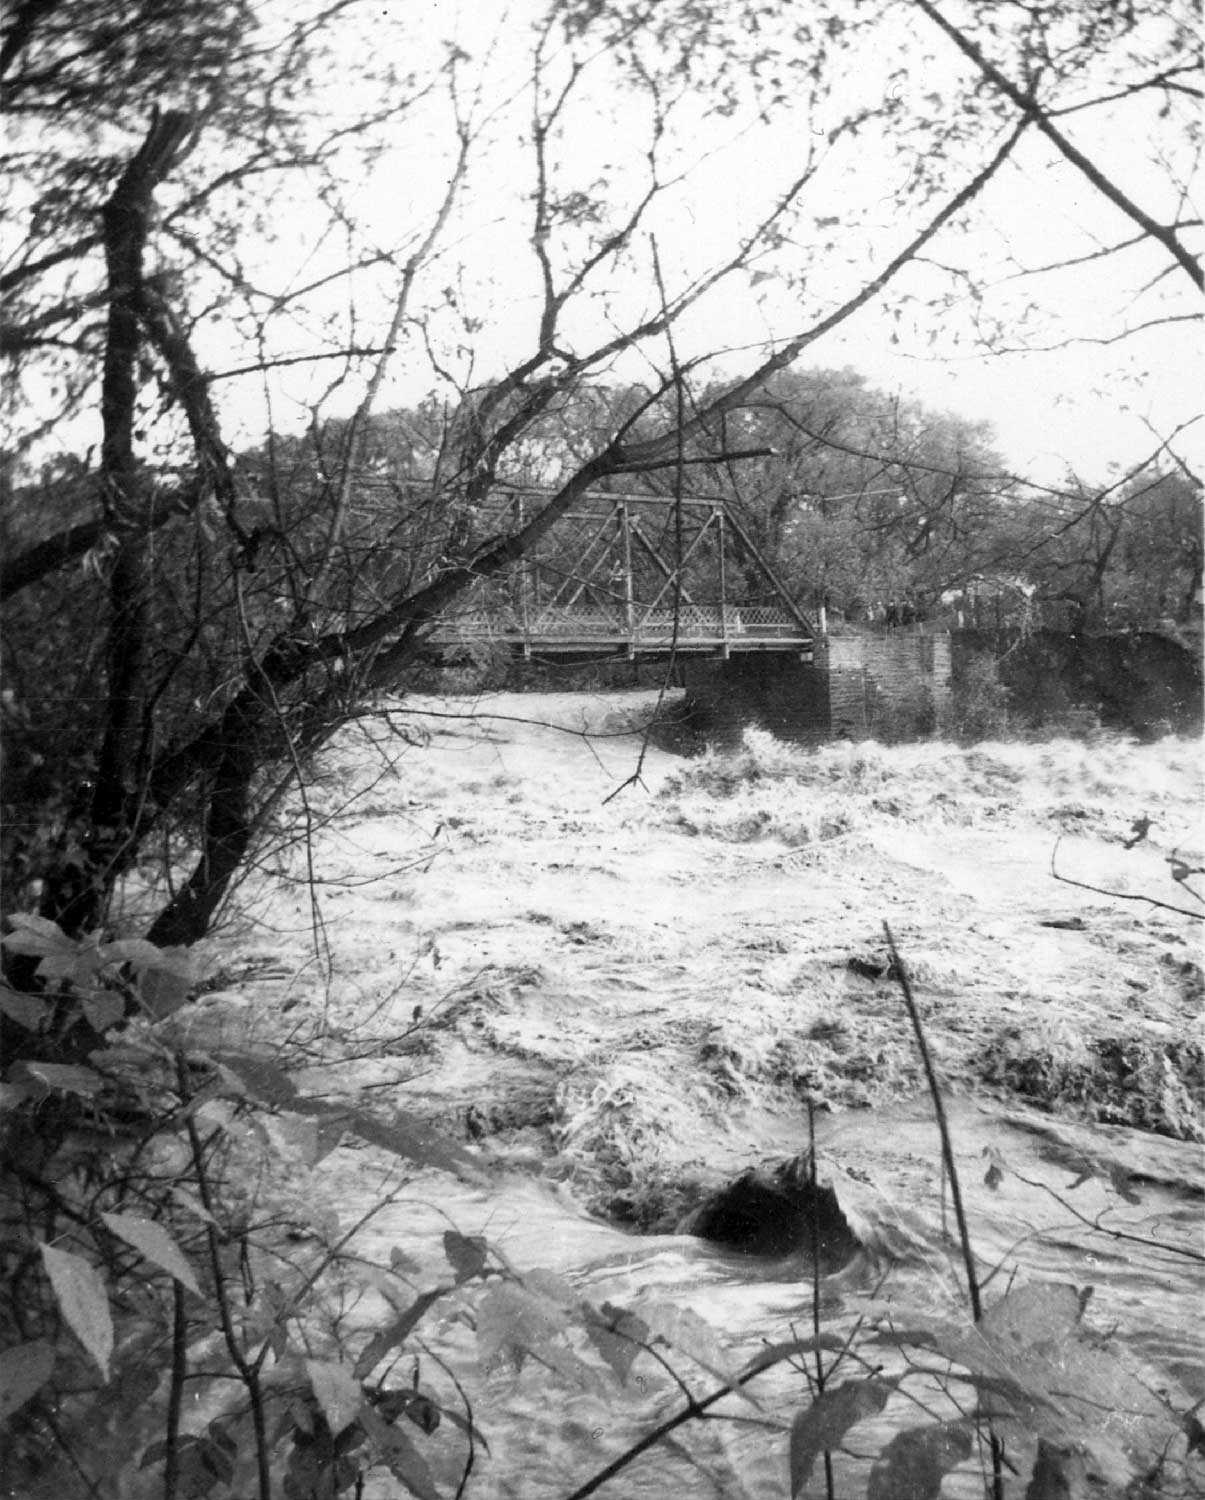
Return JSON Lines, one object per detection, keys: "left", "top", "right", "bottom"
{"left": 257, "top": 374, "right": 1200, "bottom": 632}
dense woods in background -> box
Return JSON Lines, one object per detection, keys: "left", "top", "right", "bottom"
{"left": 1, "top": 0, "right": 1200, "bottom": 948}
{"left": 235, "top": 371, "right": 1199, "bottom": 632}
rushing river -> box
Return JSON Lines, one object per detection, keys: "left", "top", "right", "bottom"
{"left": 206, "top": 705, "right": 1203, "bottom": 1497}
{"left": 346, "top": 1097, "right": 1203, "bottom": 1500}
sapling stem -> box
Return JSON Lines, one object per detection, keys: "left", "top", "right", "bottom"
{"left": 807, "top": 1100, "right": 836, "bottom": 1500}
{"left": 164, "top": 1281, "right": 186, "bottom": 1500}
{"left": 883, "top": 922, "right": 1004, "bottom": 1500}
{"left": 882, "top": 922, "right": 981, "bottom": 1319}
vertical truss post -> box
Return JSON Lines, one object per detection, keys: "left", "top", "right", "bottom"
{"left": 619, "top": 500, "right": 636, "bottom": 660}
{"left": 515, "top": 492, "right": 531, "bottom": 658}
{"left": 716, "top": 506, "right": 730, "bottom": 658}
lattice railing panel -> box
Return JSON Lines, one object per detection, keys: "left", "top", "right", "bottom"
{"left": 438, "top": 603, "right": 807, "bottom": 642}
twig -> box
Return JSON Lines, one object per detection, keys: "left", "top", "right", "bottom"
{"left": 883, "top": 924, "right": 981, "bottom": 1318}
{"left": 35, "top": 1406, "right": 105, "bottom": 1498}
{"left": 416, "top": 1342, "right": 478, "bottom": 1500}
{"left": 164, "top": 1281, "right": 187, "bottom": 1500}
{"left": 883, "top": 922, "right": 1005, "bottom": 1500}
{"left": 601, "top": 235, "right": 688, "bottom": 807}
{"left": 399, "top": 705, "right": 668, "bottom": 742}
{"left": 231, "top": 566, "right": 334, "bottom": 999}
{"left": 1011, "top": 1170, "right": 1205, "bottom": 1265}
{"left": 1050, "top": 838, "right": 1203, "bottom": 920}
{"left": 250, "top": 1190, "right": 402, "bottom": 1377}
{"left": 561, "top": 1338, "right": 832, "bottom": 1500}
{"left": 177, "top": 1055, "right": 271, "bottom": 1500}
{"left": 807, "top": 1099, "right": 836, "bottom": 1500}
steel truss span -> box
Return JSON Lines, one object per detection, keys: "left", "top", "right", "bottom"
{"left": 424, "top": 486, "right": 814, "bottom": 661}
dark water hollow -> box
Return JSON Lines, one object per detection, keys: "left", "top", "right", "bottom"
{"left": 680, "top": 1154, "right": 862, "bottom": 1269}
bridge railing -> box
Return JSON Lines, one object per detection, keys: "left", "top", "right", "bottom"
{"left": 436, "top": 604, "right": 807, "bottom": 642}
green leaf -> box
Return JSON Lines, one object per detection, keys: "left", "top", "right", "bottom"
{"left": 139, "top": 1438, "right": 169, "bottom": 1470}
{"left": 0, "top": 1339, "right": 55, "bottom": 1420}
{"left": 443, "top": 1230, "right": 487, "bottom": 1282}
{"left": 211, "top": 1050, "right": 298, "bottom": 1106}
{"left": 358, "top": 1405, "right": 441, "bottom": 1500}
{"left": 403, "top": 1392, "right": 441, "bottom": 1435}
{"left": 99, "top": 938, "right": 191, "bottom": 976}
{"left": 305, "top": 1358, "right": 363, "bottom": 1438}
{"left": 584, "top": 1302, "right": 650, "bottom": 1386}
{"left": 4, "top": 912, "right": 68, "bottom": 938}
{"left": 112, "top": 1358, "right": 159, "bottom": 1411}
{"left": 522, "top": 1267, "right": 577, "bottom": 1305}
{"left": 742, "top": 1334, "right": 844, "bottom": 1381}
{"left": 638, "top": 1300, "right": 755, "bottom": 1404}
{"left": 353, "top": 1285, "right": 449, "bottom": 1381}
{"left": 81, "top": 988, "right": 126, "bottom": 1033}
{"left": 1, "top": 914, "right": 75, "bottom": 957}
{"left": 140, "top": 1430, "right": 236, "bottom": 1489}
{"left": 40, "top": 1243, "right": 113, "bottom": 1380}
{"left": 430, "top": 1400, "right": 490, "bottom": 1453}
{"left": 34, "top": 932, "right": 107, "bottom": 984}
{"left": 1107, "top": 1163, "right": 1142, "bottom": 1205}
{"left": 138, "top": 965, "right": 193, "bottom": 1018}
{"left": 979, "top": 1282, "right": 1082, "bottom": 1349}
{"left": 320, "top": 1102, "right": 486, "bottom": 1182}
{"left": 206, "top": 1414, "right": 239, "bottom": 1459}
{"left": 867, "top": 1421, "right": 973, "bottom": 1500}
{"left": 389, "top": 1245, "right": 423, "bottom": 1276}
{"left": 15, "top": 1061, "right": 105, "bottom": 1096}
{"left": 789, "top": 1379, "right": 894, "bottom": 1497}
{"left": 100, "top": 1211, "right": 203, "bottom": 1295}
{"left": 177, "top": 1433, "right": 236, "bottom": 1491}
{"left": 171, "top": 1185, "right": 220, "bottom": 1226}
{"left": 0, "top": 984, "right": 52, "bottom": 1030}
{"left": 106, "top": 942, "right": 193, "bottom": 1017}
{"left": 982, "top": 1145, "right": 1007, "bottom": 1191}
{"left": 476, "top": 1282, "right": 598, "bottom": 1389}
{"left": 892, "top": 1284, "right": 1160, "bottom": 1481}
{"left": 1025, "top": 1440, "right": 1086, "bottom": 1499}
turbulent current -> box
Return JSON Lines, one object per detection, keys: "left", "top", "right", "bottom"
{"left": 190, "top": 692, "right": 1203, "bottom": 1498}
{"left": 335, "top": 1095, "right": 1203, "bottom": 1499}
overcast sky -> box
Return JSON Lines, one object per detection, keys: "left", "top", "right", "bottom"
{"left": 184, "top": 0, "right": 1202, "bottom": 487}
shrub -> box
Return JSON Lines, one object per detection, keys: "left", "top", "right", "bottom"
{"left": 0, "top": 918, "right": 495, "bottom": 1500}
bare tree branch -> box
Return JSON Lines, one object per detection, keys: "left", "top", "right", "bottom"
{"left": 616, "top": 121, "right": 1028, "bottom": 470}
{"left": 913, "top": 0, "right": 1203, "bottom": 290}
{"left": 1050, "top": 838, "right": 1203, "bottom": 921}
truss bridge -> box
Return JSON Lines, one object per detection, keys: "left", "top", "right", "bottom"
{"left": 435, "top": 488, "right": 813, "bottom": 661}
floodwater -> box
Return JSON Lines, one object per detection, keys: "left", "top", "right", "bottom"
{"left": 176, "top": 691, "right": 1203, "bottom": 1498}
{"left": 337, "top": 1096, "right": 1202, "bottom": 1499}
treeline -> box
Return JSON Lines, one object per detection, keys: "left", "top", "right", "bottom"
{"left": 233, "top": 367, "right": 1203, "bottom": 634}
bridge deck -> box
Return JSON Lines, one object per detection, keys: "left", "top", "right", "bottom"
{"left": 435, "top": 605, "right": 813, "bottom": 657}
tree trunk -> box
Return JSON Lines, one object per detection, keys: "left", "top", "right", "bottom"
{"left": 38, "top": 112, "right": 194, "bottom": 936}
{"left": 144, "top": 735, "right": 259, "bottom": 948}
